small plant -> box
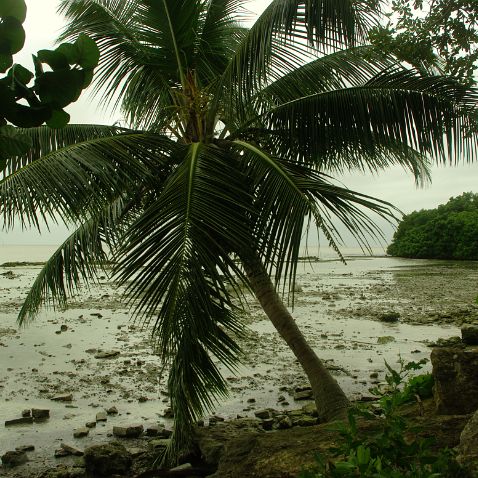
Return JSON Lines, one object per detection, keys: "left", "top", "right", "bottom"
{"left": 300, "top": 358, "right": 470, "bottom": 478}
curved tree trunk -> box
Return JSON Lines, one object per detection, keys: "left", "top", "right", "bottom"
{"left": 240, "top": 252, "right": 350, "bottom": 421}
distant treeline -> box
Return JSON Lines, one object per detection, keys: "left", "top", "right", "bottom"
{"left": 387, "top": 192, "right": 478, "bottom": 260}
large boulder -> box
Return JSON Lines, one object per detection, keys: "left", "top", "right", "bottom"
{"left": 83, "top": 442, "right": 132, "bottom": 476}
{"left": 457, "top": 409, "right": 478, "bottom": 472}
{"left": 431, "top": 346, "right": 478, "bottom": 414}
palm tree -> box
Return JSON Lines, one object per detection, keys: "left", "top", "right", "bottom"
{"left": 2, "top": 0, "right": 477, "bottom": 461}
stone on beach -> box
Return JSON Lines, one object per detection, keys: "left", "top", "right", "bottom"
{"left": 83, "top": 442, "right": 132, "bottom": 476}
{"left": 461, "top": 325, "right": 478, "bottom": 345}
{"left": 1, "top": 450, "right": 28, "bottom": 467}
{"left": 113, "top": 424, "right": 144, "bottom": 438}
{"left": 32, "top": 408, "right": 50, "bottom": 419}
{"left": 51, "top": 393, "right": 73, "bottom": 402}
{"left": 96, "top": 411, "right": 107, "bottom": 422}
{"left": 5, "top": 417, "right": 33, "bottom": 426}
{"left": 94, "top": 350, "right": 120, "bottom": 359}
{"left": 431, "top": 346, "right": 478, "bottom": 414}
{"left": 73, "top": 427, "right": 89, "bottom": 438}
{"left": 60, "top": 443, "right": 84, "bottom": 456}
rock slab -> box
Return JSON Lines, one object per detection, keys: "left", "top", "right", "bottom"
{"left": 457, "top": 408, "right": 478, "bottom": 472}
{"left": 83, "top": 442, "right": 132, "bottom": 476}
{"left": 1, "top": 450, "right": 28, "bottom": 467}
{"left": 113, "top": 424, "right": 144, "bottom": 438}
{"left": 431, "top": 346, "right": 478, "bottom": 414}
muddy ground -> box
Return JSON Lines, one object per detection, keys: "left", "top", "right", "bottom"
{"left": 0, "top": 255, "right": 477, "bottom": 476}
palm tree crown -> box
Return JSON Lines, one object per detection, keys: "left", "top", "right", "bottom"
{"left": 1, "top": 0, "right": 477, "bottom": 461}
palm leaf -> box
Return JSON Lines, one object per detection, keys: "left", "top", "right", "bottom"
{"left": 1, "top": 126, "right": 176, "bottom": 230}
{"left": 17, "top": 196, "right": 128, "bottom": 325}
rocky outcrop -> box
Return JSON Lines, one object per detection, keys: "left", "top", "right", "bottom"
{"left": 83, "top": 442, "right": 132, "bottom": 476}
{"left": 431, "top": 346, "right": 478, "bottom": 414}
{"left": 457, "top": 409, "right": 478, "bottom": 472}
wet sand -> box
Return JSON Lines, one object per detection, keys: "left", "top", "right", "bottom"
{"left": 0, "top": 255, "right": 477, "bottom": 475}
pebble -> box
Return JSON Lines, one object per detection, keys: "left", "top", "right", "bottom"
{"left": 32, "top": 408, "right": 50, "bottom": 419}
{"left": 96, "top": 411, "right": 108, "bottom": 422}
{"left": 113, "top": 424, "right": 144, "bottom": 438}
{"left": 5, "top": 417, "right": 33, "bottom": 426}
{"left": 1, "top": 450, "right": 28, "bottom": 467}
{"left": 73, "top": 427, "right": 90, "bottom": 438}
{"left": 51, "top": 393, "right": 73, "bottom": 402}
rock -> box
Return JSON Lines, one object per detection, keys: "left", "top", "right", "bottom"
{"left": 96, "top": 411, "right": 108, "bottom": 422}
{"left": 15, "top": 445, "right": 35, "bottom": 452}
{"left": 262, "top": 419, "right": 275, "bottom": 431}
{"left": 51, "top": 393, "right": 73, "bottom": 402}
{"left": 301, "top": 403, "right": 318, "bottom": 417}
{"left": 54, "top": 448, "right": 71, "bottom": 458}
{"left": 163, "top": 407, "right": 174, "bottom": 418}
{"left": 254, "top": 409, "right": 271, "bottom": 420}
{"left": 5, "top": 417, "right": 33, "bottom": 426}
{"left": 293, "top": 390, "right": 313, "bottom": 401}
{"left": 32, "top": 408, "right": 50, "bottom": 419}
{"left": 378, "top": 311, "right": 400, "bottom": 323}
{"left": 106, "top": 406, "right": 118, "bottom": 415}
{"left": 432, "top": 347, "right": 478, "bottom": 414}
{"left": 113, "top": 424, "right": 144, "bottom": 438}
{"left": 170, "top": 463, "right": 193, "bottom": 472}
{"left": 59, "top": 443, "right": 84, "bottom": 456}
{"left": 38, "top": 464, "right": 86, "bottom": 477}
{"left": 277, "top": 416, "right": 293, "bottom": 430}
{"left": 84, "top": 442, "right": 132, "bottom": 476}
{"left": 85, "top": 421, "right": 96, "bottom": 428}
{"left": 457, "top": 409, "right": 478, "bottom": 471}
{"left": 150, "top": 439, "right": 171, "bottom": 449}
{"left": 138, "top": 396, "right": 148, "bottom": 403}
{"left": 461, "top": 326, "right": 478, "bottom": 345}
{"left": 60, "top": 325, "right": 68, "bottom": 332}
{"left": 377, "top": 336, "right": 395, "bottom": 345}
{"left": 73, "top": 427, "right": 89, "bottom": 438}
{"left": 296, "top": 416, "right": 318, "bottom": 427}
{"left": 1, "top": 450, "right": 28, "bottom": 467}
{"left": 21, "top": 409, "right": 31, "bottom": 417}
{"left": 146, "top": 425, "right": 161, "bottom": 436}
{"left": 94, "top": 350, "right": 120, "bottom": 359}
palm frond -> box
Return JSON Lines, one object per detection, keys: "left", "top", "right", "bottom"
{"left": 114, "top": 142, "right": 253, "bottom": 461}
{"left": 17, "top": 196, "right": 127, "bottom": 326}
{"left": 220, "top": 0, "right": 381, "bottom": 109}
{"left": 231, "top": 140, "right": 398, "bottom": 295}
{"left": 1, "top": 126, "right": 176, "bottom": 230}
{"left": 245, "top": 69, "right": 478, "bottom": 173}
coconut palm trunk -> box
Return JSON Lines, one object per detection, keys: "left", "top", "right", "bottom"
{"left": 241, "top": 251, "right": 349, "bottom": 420}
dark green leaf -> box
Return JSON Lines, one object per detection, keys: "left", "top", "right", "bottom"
{"left": 0, "top": 16, "right": 25, "bottom": 54}
{"left": 0, "top": 52, "right": 12, "bottom": 72}
{"left": 36, "top": 69, "right": 85, "bottom": 108}
{"left": 0, "top": 0, "right": 27, "bottom": 23}
{"left": 46, "top": 109, "right": 70, "bottom": 129}
{"left": 75, "top": 33, "right": 100, "bottom": 69}
{"left": 10, "top": 63, "right": 33, "bottom": 84}
{"left": 37, "top": 49, "right": 70, "bottom": 71}
{"left": 56, "top": 42, "right": 80, "bottom": 65}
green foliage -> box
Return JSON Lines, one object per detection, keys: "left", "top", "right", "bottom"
{"left": 300, "top": 358, "right": 468, "bottom": 478}
{"left": 387, "top": 192, "right": 478, "bottom": 260}
{"left": 369, "top": 0, "right": 478, "bottom": 85}
{"left": 0, "top": 0, "right": 99, "bottom": 165}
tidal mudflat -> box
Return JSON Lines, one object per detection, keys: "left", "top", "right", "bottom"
{"left": 0, "top": 248, "right": 477, "bottom": 475}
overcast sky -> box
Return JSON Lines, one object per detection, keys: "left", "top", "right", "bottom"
{"left": 2, "top": 0, "right": 476, "bottom": 246}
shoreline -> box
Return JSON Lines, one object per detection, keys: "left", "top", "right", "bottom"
{"left": 1, "top": 256, "right": 477, "bottom": 476}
